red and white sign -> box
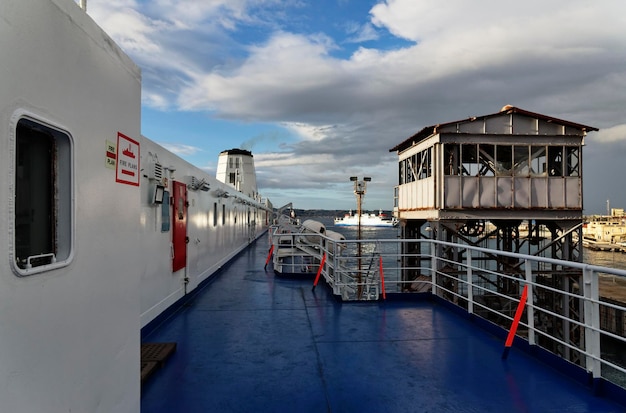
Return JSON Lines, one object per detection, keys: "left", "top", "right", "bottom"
{"left": 116, "top": 132, "right": 140, "bottom": 186}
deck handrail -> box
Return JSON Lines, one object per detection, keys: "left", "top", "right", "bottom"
{"left": 269, "top": 224, "right": 626, "bottom": 387}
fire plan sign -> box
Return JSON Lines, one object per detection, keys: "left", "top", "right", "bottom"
{"left": 115, "top": 132, "right": 140, "bottom": 186}
{"left": 105, "top": 140, "right": 116, "bottom": 169}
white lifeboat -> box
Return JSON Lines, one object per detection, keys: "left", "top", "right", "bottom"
{"left": 300, "top": 219, "right": 326, "bottom": 243}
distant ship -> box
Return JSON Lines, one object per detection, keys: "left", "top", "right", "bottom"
{"left": 334, "top": 209, "right": 398, "bottom": 227}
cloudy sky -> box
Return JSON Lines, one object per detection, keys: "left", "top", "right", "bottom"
{"left": 85, "top": 0, "right": 626, "bottom": 214}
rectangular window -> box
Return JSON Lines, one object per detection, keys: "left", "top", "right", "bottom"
{"left": 14, "top": 117, "right": 73, "bottom": 274}
{"left": 422, "top": 148, "right": 432, "bottom": 179}
{"left": 513, "top": 145, "right": 530, "bottom": 176}
{"left": 412, "top": 153, "right": 419, "bottom": 181}
{"left": 461, "top": 144, "right": 478, "bottom": 176}
{"left": 478, "top": 144, "right": 495, "bottom": 176}
{"left": 548, "top": 146, "right": 563, "bottom": 176}
{"left": 404, "top": 158, "right": 410, "bottom": 183}
{"left": 222, "top": 204, "right": 226, "bottom": 225}
{"left": 444, "top": 143, "right": 459, "bottom": 176}
{"left": 566, "top": 146, "right": 580, "bottom": 176}
{"left": 495, "top": 145, "right": 513, "bottom": 176}
{"left": 530, "top": 146, "right": 547, "bottom": 176}
{"left": 213, "top": 202, "right": 218, "bottom": 227}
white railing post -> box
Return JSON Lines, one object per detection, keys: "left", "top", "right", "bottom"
{"left": 320, "top": 236, "right": 326, "bottom": 283}
{"left": 332, "top": 238, "right": 337, "bottom": 286}
{"left": 467, "top": 252, "right": 473, "bottom": 314}
{"left": 583, "top": 267, "right": 601, "bottom": 378}
{"left": 525, "top": 260, "right": 535, "bottom": 346}
{"left": 430, "top": 240, "right": 438, "bottom": 296}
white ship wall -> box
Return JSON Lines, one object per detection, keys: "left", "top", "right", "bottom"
{"left": 139, "top": 139, "right": 270, "bottom": 327}
{"left": 1, "top": 1, "right": 272, "bottom": 412}
{"left": 0, "top": 0, "right": 142, "bottom": 412}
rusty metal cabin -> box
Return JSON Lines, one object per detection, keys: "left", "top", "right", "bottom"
{"left": 391, "top": 105, "right": 598, "bottom": 221}
{"left": 389, "top": 105, "right": 599, "bottom": 363}
{"left": 390, "top": 105, "right": 598, "bottom": 256}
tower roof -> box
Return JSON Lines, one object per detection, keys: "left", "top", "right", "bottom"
{"left": 390, "top": 106, "right": 598, "bottom": 153}
{"left": 219, "top": 148, "right": 253, "bottom": 157}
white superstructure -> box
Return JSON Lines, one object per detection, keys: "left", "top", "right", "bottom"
{"left": 216, "top": 148, "right": 259, "bottom": 201}
{"left": 0, "top": 1, "right": 272, "bottom": 412}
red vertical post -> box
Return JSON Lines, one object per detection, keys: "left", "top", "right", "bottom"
{"left": 502, "top": 284, "right": 528, "bottom": 359}
{"left": 312, "top": 253, "right": 327, "bottom": 291}
{"left": 379, "top": 256, "right": 386, "bottom": 300}
{"left": 264, "top": 245, "right": 274, "bottom": 270}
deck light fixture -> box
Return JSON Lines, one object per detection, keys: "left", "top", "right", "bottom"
{"left": 349, "top": 176, "right": 372, "bottom": 298}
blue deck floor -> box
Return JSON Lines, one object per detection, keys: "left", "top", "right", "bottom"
{"left": 141, "top": 234, "right": 626, "bottom": 413}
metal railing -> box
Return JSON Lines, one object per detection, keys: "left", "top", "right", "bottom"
{"left": 269, "top": 225, "right": 626, "bottom": 387}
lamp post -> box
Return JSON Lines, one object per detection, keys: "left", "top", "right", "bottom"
{"left": 350, "top": 176, "right": 371, "bottom": 298}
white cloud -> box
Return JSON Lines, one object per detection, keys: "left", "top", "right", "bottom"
{"left": 89, "top": 1, "right": 164, "bottom": 56}
{"left": 143, "top": 92, "right": 170, "bottom": 111}
{"left": 281, "top": 123, "right": 335, "bottom": 142}
{"left": 176, "top": 1, "right": 626, "bottom": 128}
{"left": 345, "top": 22, "right": 379, "bottom": 43}
{"left": 593, "top": 124, "right": 626, "bottom": 143}
{"left": 158, "top": 143, "right": 203, "bottom": 156}
{"left": 177, "top": 32, "right": 344, "bottom": 117}
{"left": 87, "top": 0, "right": 626, "bottom": 212}
{"left": 255, "top": 152, "right": 334, "bottom": 168}
{"left": 370, "top": 0, "right": 605, "bottom": 44}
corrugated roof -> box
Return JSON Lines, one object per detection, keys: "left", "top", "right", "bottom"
{"left": 389, "top": 106, "right": 599, "bottom": 153}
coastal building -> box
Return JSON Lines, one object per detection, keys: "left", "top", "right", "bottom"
{"left": 583, "top": 208, "right": 626, "bottom": 250}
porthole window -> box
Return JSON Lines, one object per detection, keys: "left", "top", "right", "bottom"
{"left": 12, "top": 116, "right": 73, "bottom": 275}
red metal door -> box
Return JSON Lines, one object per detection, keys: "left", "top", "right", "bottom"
{"left": 172, "top": 181, "right": 187, "bottom": 272}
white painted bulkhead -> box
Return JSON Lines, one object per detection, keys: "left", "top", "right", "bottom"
{"left": 1, "top": 0, "right": 274, "bottom": 411}
{"left": 215, "top": 149, "right": 259, "bottom": 200}
{"left": 139, "top": 139, "right": 271, "bottom": 327}
{"left": 1, "top": 0, "right": 142, "bottom": 411}
{"left": 396, "top": 139, "right": 436, "bottom": 218}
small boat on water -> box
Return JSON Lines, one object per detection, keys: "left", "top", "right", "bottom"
{"left": 334, "top": 209, "right": 398, "bottom": 227}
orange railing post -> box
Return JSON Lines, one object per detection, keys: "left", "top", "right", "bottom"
{"left": 264, "top": 245, "right": 274, "bottom": 270}
{"left": 502, "top": 284, "right": 528, "bottom": 359}
{"left": 312, "top": 253, "right": 327, "bottom": 291}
